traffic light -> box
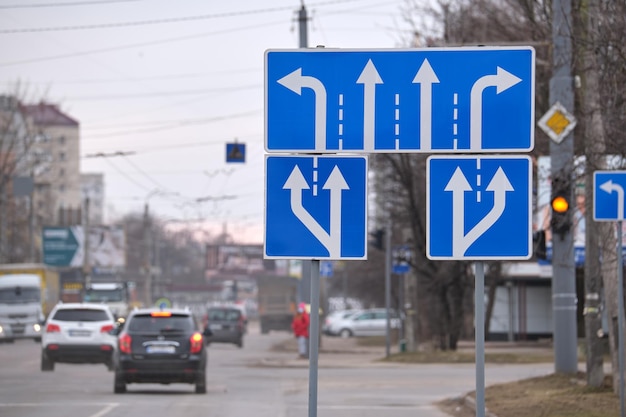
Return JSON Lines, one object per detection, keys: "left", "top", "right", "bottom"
{"left": 533, "top": 230, "right": 547, "bottom": 260}
{"left": 550, "top": 176, "right": 572, "bottom": 240}
{"left": 369, "top": 229, "right": 385, "bottom": 250}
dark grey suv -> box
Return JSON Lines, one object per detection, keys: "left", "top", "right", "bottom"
{"left": 111, "top": 308, "right": 210, "bottom": 394}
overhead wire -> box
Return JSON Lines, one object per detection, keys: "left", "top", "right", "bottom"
{"left": 0, "top": 0, "right": 142, "bottom": 9}
{"left": 0, "top": 1, "right": 365, "bottom": 34}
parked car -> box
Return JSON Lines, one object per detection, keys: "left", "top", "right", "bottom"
{"left": 204, "top": 306, "right": 245, "bottom": 348}
{"left": 111, "top": 307, "right": 210, "bottom": 394}
{"left": 322, "top": 309, "right": 360, "bottom": 335}
{"left": 326, "top": 308, "right": 400, "bottom": 338}
{"left": 41, "top": 302, "right": 117, "bottom": 371}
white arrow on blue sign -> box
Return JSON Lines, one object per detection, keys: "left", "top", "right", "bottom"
{"left": 265, "top": 47, "right": 534, "bottom": 153}
{"left": 594, "top": 171, "right": 626, "bottom": 221}
{"left": 264, "top": 155, "right": 368, "bottom": 260}
{"left": 427, "top": 155, "right": 532, "bottom": 260}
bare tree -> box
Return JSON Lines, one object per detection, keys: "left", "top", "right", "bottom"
{"left": 0, "top": 89, "right": 42, "bottom": 262}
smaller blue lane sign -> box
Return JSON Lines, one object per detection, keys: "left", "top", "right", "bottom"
{"left": 427, "top": 155, "right": 532, "bottom": 260}
{"left": 265, "top": 155, "right": 368, "bottom": 260}
{"left": 594, "top": 171, "right": 626, "bottom": 221}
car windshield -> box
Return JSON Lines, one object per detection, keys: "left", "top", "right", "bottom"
{"left": 52, "top": 308, "right": 110, "bottom": 322}
{"left": 128, "top": 314, "right": 194, "bottom": 332}
{"left": 208, "top": 308, "right": 241, "bottom": 321}
{"left": 0, "top": 287, "right": 41, "bottom": 304}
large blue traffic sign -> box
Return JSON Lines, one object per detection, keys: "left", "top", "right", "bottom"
{"left": 594, "top": 171, "right": 626, "bottom": 221}
{"left": 264, "top": 155, "right": 368, "bottom": 260}
{"left": 427, "top": 156, "right": 532, "bottom": 260}
{"left": 265, "top": 47, "right": 534, "bottom": 153}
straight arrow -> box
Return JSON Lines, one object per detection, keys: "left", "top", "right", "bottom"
{"left": 413, "top": 59, "right": 439, "bottom": 151}
{"left": 445, "top": 167, "right": 472, "bottom": 258}
{"left": 323, "top": 166, "right": 350, "bottom": 258}
{"left": 278, "top": 68, "right": 327, "bottom": 151}
{"left": 357, "top": 59, "right": 383, "bottom": 151}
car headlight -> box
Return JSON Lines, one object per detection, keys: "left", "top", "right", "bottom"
{"left": 33, "top": 323, "right": 41, "bottom": 332}
{"left": 0, "top": 325, "right": 4, "bottom": 334}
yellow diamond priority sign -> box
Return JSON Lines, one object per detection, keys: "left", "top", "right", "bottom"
{"left": 537, "top": 101, "right": 577, "bottom": 144}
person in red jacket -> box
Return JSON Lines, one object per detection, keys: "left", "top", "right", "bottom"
{"left": 291, "top": 303, "right": 310, "bottom": 359}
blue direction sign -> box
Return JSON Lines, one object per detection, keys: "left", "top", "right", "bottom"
{"left": 265, "top": 47, "right": 534, "bottom": 153}
{"left": 427, "top": 156, "right": 532, "bottom": 260}
{"left": 265, "top": 155, "right": 368, "bottom": 260}
{"left": 594, "top": 171, "right": 626, "bottom": 221}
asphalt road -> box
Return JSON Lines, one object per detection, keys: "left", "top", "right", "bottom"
{"left": 0, "top": 323, "right": 554, "bottom": 417}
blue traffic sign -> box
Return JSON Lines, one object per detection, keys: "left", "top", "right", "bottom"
{"left": 594, "top": 171, "right": 626, "bottom": 221}
{"left": 264, "top": 155, "right": 368, "bottom": 260}
{"left": 320, "top": 261, "right": 334, "bottom": 277}
{"left": 265, "top": 47, "right": 534, "bottom": 153}
{"left": 392, "top": 245, "right": 411, "bottom": 274}
{"left": 427, "top": 156, "right": 532, "bottom": 260}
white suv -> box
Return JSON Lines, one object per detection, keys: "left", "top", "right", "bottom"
{"left": 41, "top": 303, "right": 117, "bottom": 372}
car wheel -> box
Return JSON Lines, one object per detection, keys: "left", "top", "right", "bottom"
{"left": 195, "top": 371, "right": 207, "bottom": 394}
{"left": 105, "top": 359, "right": 115, "bottom": 371}
{"left": 114, "top": 371, "right": 126, "bottom": 394}
{"left": 236, "top": 338, "right": 243, "bottom": 348}
{"left": 339, "top": 329, "right": 352, "bottom": 338}
{"left": 41, "top": 350, "right": 54, "bottom": 371}
{"left": 34, "top": 337, "right": 41, "bottom": 343}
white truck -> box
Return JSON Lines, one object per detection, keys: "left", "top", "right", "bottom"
{"left": 83, "top": 282, "right": 130, "bottom": 321}
{"left": 0, "top": 274, "right": 46, "bottom": 343}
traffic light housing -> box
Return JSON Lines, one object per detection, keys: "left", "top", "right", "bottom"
{"left": 533, "top": 230, "right": 547, "bottom": 260}
{"left": 369, "top": 229, "right": 385, "bottom": 251}
{"left": 550, "top": 176, "right": 572, "bottom": 240}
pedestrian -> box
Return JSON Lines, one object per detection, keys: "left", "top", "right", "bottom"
{"left": 291, "top": 302, "right": 310, "bottom": 359}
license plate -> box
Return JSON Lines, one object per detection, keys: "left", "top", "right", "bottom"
{"left": 146, "top": 345, "right": 175, "bottom": 354}
{"left": 209, "top": 324, "right": 222, "bottom": 330}
{"left": 69, "top": 329, "right": 91, "bottom": 337}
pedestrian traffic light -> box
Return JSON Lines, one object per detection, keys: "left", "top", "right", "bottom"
{"left": 550, "top": 176, "right": 572, "bottom": 239}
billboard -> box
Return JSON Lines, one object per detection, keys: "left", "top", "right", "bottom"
{"left": 42, "top": 225, "right": 126, "bottom": 268}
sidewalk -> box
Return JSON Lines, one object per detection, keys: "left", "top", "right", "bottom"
{"left": 260, "top": 334, "right": 555, "bottom": 368}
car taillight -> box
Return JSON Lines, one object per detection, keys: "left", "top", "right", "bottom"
{"left": 46, "top": 323, "right": 61, "bottom": 333}
{"left": 119, "top": 332, "right": 132, "bottom": 354}
{"left": 190, "top": 332, "right": 203, "bottom": 354}
{"left": 100, "top": 324, "right": 114, "bottom": 333}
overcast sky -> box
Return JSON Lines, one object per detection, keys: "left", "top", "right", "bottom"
{"left": 0, "top": 0, "right": 415, "bottom": 243}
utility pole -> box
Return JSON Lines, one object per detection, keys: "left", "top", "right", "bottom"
{"left": 143, "top": 203, "right": 152, "bottom": 307}
{"left": 550, "top": 0, "right": 578, "bottom": 374}
{"left": 83, "top": 197, "right": 91, "bottom": 289}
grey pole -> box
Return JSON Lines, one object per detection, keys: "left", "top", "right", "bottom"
{"left": 308, "top": 259, "right": 320, "bottom": 417}
{"left": 298, "top": 3, "right": 308, "bottom": 49}
{"left": 385, "top": 219, "right": 392, "bottom": 358}
{"left": 550, "top": 0, "right": 578, "bottom": 374}
{"left": 617, "top": 221, "right": 624, "bottom": 417}
{"left": 475, "top": 262, "right": 486, "bottom": 417}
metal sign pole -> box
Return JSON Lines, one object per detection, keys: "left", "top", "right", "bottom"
{"left": 618, "top": 221, "right": 624, "bottom": 417}
{"left": 475, "top": 262, "right": 485, "bottom": 417}
{"left": 308, "top": 259, "right": 320, "bottom": 417}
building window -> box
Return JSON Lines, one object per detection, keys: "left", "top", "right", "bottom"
{"left": 59, "top": 152, "right": 66, "bottom": 161}
{"left": 59, "top": 184, "right": 65, "bottom": 193}
{"left": 59, "top": 168, "right": 65, "bottom": 176}
{"left": 59, "top": 135, "right": 66, "bottom": 145}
